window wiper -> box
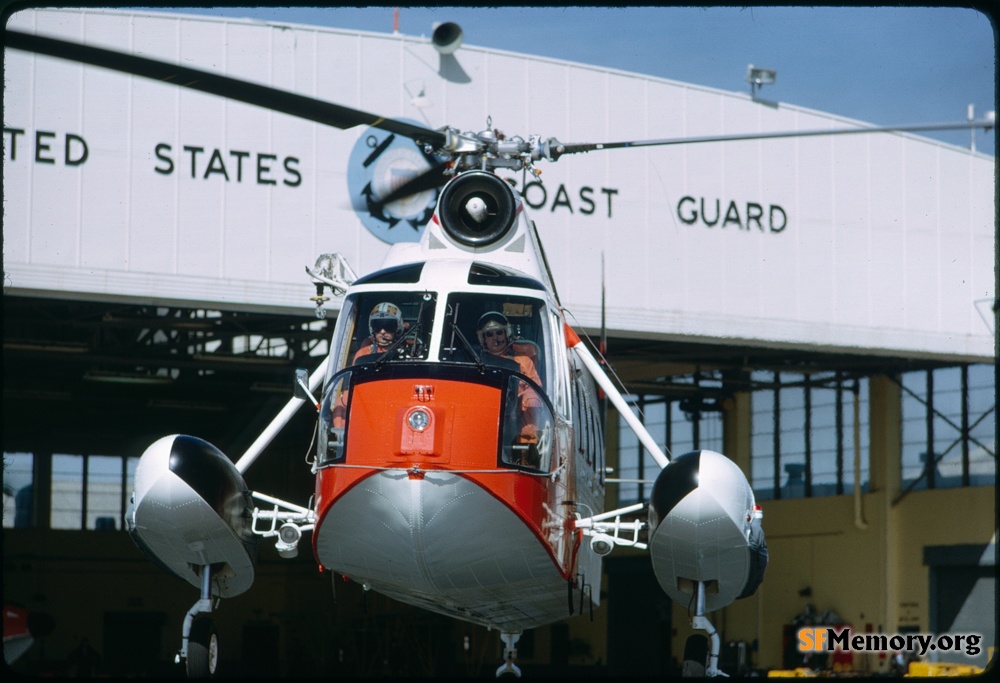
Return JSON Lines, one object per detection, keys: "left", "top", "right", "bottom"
{"left": 449, "top": 320, "right": 485, "bottom": 372}
{"left": 373, "top": 297, "right": 427, "bottom": 370}
{"left": 373, "top": 321, "right": 420, "bottom": 370}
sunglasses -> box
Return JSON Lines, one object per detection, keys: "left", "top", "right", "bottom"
{"left": 483, "top": 329, "right": 506, "bottom": 338}
{"left": 372, "top": 322, "right": 398, "bottom": 333}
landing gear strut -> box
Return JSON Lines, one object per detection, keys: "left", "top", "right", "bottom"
{"left": 684, "top": 580, "right": 725, "bottom": 677}
{"left": 176, "top": 565, "right": 219, "bottom": 677}
{"left": 496, "top": 631, "right": 522, "bottom": 678}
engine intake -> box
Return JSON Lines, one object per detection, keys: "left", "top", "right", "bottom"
{"left": 438, "top": 171, "right": 519, "bottom": 247}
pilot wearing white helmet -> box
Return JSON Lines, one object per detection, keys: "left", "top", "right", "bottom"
{"left": 476, "top": 310, "right": 540, "bottom": 385}
{"left": 354, "top": 302, "right": 403, "bottom": 362}
{"left": 477, "top": 311, "right": 542, "bottom": 448}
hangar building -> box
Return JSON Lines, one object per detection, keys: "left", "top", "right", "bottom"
{"left": 3, "top": 7, "right": 995, "bottom": 676}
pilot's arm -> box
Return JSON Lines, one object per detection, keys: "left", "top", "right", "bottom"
{"left": 512, "top": 354, "right": 542, "bottom": 444}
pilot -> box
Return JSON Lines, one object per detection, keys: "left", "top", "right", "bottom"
{"left": 477, "top": 311, "right": 541, "bottom": 385}
{"left": 477, "top": 311, "right": 543, "bottom": 454}
{"left": 353, "top": 302, "right": 403, "bottom": 363}
{"left": 332, "top": 302, "right": 403, "bottom": 429}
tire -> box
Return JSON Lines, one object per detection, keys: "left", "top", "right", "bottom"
{"left": 682, "top": 633, "right": 708, "bottom": 677}
{"left": 186, "top": 617, "right": 219, "bottom": 678}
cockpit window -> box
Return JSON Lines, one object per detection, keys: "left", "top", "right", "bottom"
{"left": 353, "top": 263, "right": 424, "bottom": 285}
{"left": 330, "top": 291, "right": 437, "bottom": 374}
{"left": 439, "top": 293, "right": 548, "bottom": 391}
{"left": 467, "top": 262, "right": 546, "bottom": 290}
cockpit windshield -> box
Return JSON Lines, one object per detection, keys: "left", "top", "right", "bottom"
{"left": 329, "top": 291, "right": 437, "bottom": 374}
{"left": 439, "top": 293, "right": 549, "bottom": 392}
{"left": 319, "top": 289, "right": 555, "bottom": 472}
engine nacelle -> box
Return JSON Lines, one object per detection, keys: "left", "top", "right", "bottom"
{"left": 647, "top": 450, "right": 767, "bottom": 613}
{"left": 126, "top": 435, "right": 257, "bottom": 597}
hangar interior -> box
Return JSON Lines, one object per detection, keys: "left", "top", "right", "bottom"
{"left": 3, "top": 293, "right": 995, "bottom": 676}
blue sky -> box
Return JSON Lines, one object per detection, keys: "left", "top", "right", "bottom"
{"left": 139, "top": 6, "right": 994, "bottom": 150}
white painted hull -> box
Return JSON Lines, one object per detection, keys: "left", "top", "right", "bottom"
{"left": 315, "top": 470, "right": 570, "bottom": 631}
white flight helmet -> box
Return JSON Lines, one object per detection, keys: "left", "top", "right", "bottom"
{"left": 369, "top": 302, "right": 403, "bottom": 337}
{"left": 476, "top": 311, "right": 512, "bottom": 348}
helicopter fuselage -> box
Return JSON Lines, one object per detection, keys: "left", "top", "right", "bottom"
{"left": 310, "top": 233, "right": 606, "bottom": 631}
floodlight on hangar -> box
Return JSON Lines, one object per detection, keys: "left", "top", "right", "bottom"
{"left": 431, "top": 22, "right": 463, "bottom": 54}
{"left": 746, "top": 64, "right": 777, "bottom": 98}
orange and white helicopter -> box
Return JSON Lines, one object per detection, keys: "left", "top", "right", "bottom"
{"left": 7, "top": 26, "right": 993, "bottom": 679}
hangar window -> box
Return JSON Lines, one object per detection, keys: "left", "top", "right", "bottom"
{"left": 2, "top": 452, "right": 34, "bottom": 528}
{"left": 86, "top": 455, "right": 129, "bottom": 530}
{"left": 51, "top": 454, "right": 85, "bottom": 529}
{"left": 751, "top": 372, "right": 870, "bottom": 501}
{"left": 4, "top": 451, "right": 137, "bottom": 530}
{"left": 615, "top": 396, "right": 723, "bottom": 505}
{"left": 900, "top": 364, "right": 995, "bottom": 493}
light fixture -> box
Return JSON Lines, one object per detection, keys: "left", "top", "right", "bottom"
{"left": 147, "top": 399, "right": 226, "bottom": 412}
{"left": 250, "top": 381, "right": 292, "bottom": 394}
{"left": 405, "top": 80, "right": 431, "bottom": 110}
{"left": 191, "top": 353, "right": 287, "bottom": 366}
{"left": 410, "top": 89, "right": 431, "bottom": 109}
{"left": 401, "top": 407, "right": 436, "bottom": 455}
{"left": 275, "top": 523, "right": 302, "bottom": 559}
{"left": 590, "top": 533, "right": 614, "bottom": 556}
{"left": 745, "top": 64, "right": 776, "bottom": 98}
{"left": 967, "top": 104, "right": 996, "bottom": 153}
{"left": 407, "top": 407, "right": 431, "bottom": 432}
{"left": 4, "top": 341, "right": 89, "bottom": 353}
{"left": 431, "top": 22, "right": 463, "bottom": 55}
{"left": 83, "top": 370, "right": 174, "bottom": 385}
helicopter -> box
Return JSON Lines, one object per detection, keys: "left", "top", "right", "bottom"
{"left": 5, "top": 24, "right": 993, "bottom": 679}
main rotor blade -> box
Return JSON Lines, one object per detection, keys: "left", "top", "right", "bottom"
{"left": 5, "top": 29, "right": 447, "bottom": 148}
{"left": 370, "top": 160, "right": 453, "bottom": 211}
{"left": 559, "top": 118, "right": 996, "bottom": 155}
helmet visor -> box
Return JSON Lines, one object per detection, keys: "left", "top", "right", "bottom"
{"left": 371, "top": 319, "right": 399, "bottom": 334}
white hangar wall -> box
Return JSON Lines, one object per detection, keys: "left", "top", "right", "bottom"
{"left": 4, "top": 8, "right": 995, "bottom": 361}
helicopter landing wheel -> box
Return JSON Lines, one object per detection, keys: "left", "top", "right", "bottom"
{"left": 185, "top": 616, "right": 219, "bottom": 678}
{"left": 682, "top": 633, "right": 708, "bottom": 677}
{"left": 495, "top": 631, "right": 522, "bottom": 678}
